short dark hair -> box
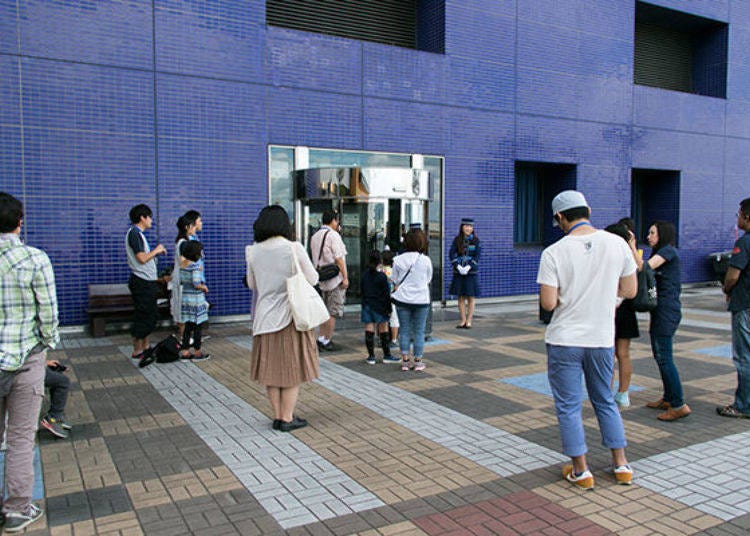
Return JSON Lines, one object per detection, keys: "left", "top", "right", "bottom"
{"left": 617, "top": 217, "right": 635, "bottom": 233}
{"left": 560, "top": 206, "right": 590, "bottom": 222}
{"left": 404, "top": 229, "right": 428, "bottom": 254}
{"left": 253, "top": 205, "right": 293, "bottom": 242}
{"left": 322, "top": 209, "right": 339, "bottom": 225}
{"left": 0, "top": 192, "right": 23, "bottom": 233}
{"left": 181, "top": 240, "right": 203, "bottom": 262}
{"left": 650, "top": 220, "right": 676, "bottom": 251}
{"left": 129, "top": 204, "right": 153, "bottom": 224}
{"left": 367, "top": 249, "right": 381, "bottom": 271}
{"left": 740, "top": 197, "right": 750, "bottom": 217}
{"left": 605, "top": 223, "right": 630, "bottom": 243}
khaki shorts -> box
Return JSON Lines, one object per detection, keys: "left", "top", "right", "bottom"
{"left": 322, "top": 286, "right": 346, "bottom": 317}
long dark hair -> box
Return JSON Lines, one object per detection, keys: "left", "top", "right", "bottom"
{"left": 175, "top": 210, "right": 201, "bottom": 243}
{"left": 650, "top": 220, "right": 676, "bottom": 252}
{"left": 253, "top": 205, "right": 293, "bottom": 242}
{"left": 453, "top": 223, "right": 478, "bottom": 256}
{"left": 604, "top": 222, "right": 630, "bottom": 243}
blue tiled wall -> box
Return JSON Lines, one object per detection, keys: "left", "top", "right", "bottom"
{"left": 1, "top": 0, "right": 749, "bottom": 325}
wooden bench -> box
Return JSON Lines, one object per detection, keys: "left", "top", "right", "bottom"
{"left": 87, "top": 283, "right": 170, "bottom": 338}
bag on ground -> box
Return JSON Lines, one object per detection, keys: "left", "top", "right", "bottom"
{"left": 139, "top": 334, "right": 181, "bottom": 368}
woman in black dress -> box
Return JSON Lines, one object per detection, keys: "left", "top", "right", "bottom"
{"left": 449, "top": 218, "right": 481, "bottom": 329}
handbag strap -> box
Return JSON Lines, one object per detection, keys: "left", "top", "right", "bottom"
{"left": 290, "top": 242, "right": 304, "bottom": 275}
{"left": 397, "top": 255, "right": 419, "bottom": 286}
{"left": 316, "top": 230, "right": 330, "bottom": 268}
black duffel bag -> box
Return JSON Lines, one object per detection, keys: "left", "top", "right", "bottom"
{"left": 139, "top": 335, "right": 182, "bottom": 368}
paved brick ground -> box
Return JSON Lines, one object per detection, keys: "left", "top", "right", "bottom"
{"left": 16, "top": 285, "right": 750, "bottom": 535}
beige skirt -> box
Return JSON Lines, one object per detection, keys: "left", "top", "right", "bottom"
{"left": 250, "top": 322, "right": 320, "bottom": 387}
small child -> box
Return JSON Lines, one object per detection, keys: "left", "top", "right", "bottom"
{"left": 361, "top": 250, "right": 398, "bottom": 364}
{"left": 179, "top": 240, "right": 210, "bottom": 361}
{"left": 381, "top": 249, "right": 399, "bottom": 347}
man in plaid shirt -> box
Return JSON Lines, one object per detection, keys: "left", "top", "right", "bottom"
{"left": 0, "top": 192, "right": 59, "bottom": 532}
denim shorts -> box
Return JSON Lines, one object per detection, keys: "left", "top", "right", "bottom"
{"left": 361, "top": 304, "right": 388, "bottom": 324}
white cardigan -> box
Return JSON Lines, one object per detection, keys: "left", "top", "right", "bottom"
{"left": 246, "top": 237, "right": 319, "bottom": 335}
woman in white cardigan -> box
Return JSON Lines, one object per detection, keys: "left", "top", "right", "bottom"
{"left": 246, "top": 206, "right": 320, "bottom": 432}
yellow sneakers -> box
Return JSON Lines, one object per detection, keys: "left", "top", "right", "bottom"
{"left": 562, "top": 465, "right": 595, "bottom": 490}
{"left": 613, "top": 465, "right": 633, "bottom": 485}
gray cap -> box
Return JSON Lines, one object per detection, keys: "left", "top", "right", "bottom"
{"left": 552, "top": 190, "right": 588, "bottom": 215}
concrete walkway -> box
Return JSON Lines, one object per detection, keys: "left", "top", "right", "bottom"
{"left": 20, "top": 285, "right": 750, "bottom": 535}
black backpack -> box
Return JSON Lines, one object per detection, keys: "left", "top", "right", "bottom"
{"left": 139, "top": 335, "right": 181, "bottom": 368}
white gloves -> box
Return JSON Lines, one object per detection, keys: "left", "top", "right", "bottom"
{"left": 457, "top": 265, "right": 471, "bottom": 275}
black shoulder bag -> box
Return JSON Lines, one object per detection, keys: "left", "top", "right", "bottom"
{"left": 632, "top": 264, "right": 658, "bottom": 312}
{"left": 316, "top": 230, "right": 341, "bottom": 282}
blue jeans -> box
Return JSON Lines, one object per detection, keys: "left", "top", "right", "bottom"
{"left": 732, "top": 309, "right": 750, "bottom": 414}
{"left": 396, "top": 303, "right": 429, "bottom": 358}
{"left": 649, "top": 333, "right": 685, "bottom": 408}
{"left": 547, "top": 345, "right": 627, "bottom": 458}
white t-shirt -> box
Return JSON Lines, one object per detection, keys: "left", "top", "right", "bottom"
{"left": 536, "top": 230, "right": 636, "bottom": 347}
{"left": 392, "top": 252, "right": 433, "bottom": 305}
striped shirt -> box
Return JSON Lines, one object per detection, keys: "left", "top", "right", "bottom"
{"left": 0, "top": 233, "right": 59, "bottom": 371}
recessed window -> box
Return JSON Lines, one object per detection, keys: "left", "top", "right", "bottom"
{"left": 631, "top": 168, "right": 680, "bottom": 245}
{"left": 634, "top": 2, "right": 728, "bottom": 98}
{"left": 266, "top": 0, "right": 445, "bottom": 53}
{"left": 514, "top": 162, "right": 577, "bottom": 246}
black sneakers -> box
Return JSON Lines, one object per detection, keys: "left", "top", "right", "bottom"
{"left": 317, "top": 340, "right": 339, "bottom": 352}
{"left": 4, "top": 504, "right": 43, "bottom": 533}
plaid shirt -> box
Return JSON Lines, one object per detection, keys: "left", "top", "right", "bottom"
{"left": 0, "top": 233, "right": 59, "bottom": 371}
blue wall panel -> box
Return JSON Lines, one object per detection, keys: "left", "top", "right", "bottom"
{"left": 0, "top": 0, "right": 16, "bottom": 54}
{"left": 1, "top": 0, "right": 749, "bottom": 325}
{"left": 266, "top": 27, "right": 361, "bottom": 94}
{"left": 156, "top": 2, "right": 264, "bottom": 82}
{"left": 18, "top": 0, "right": 153, "bottom": 69}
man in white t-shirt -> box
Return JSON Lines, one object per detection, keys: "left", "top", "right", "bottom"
{"left": 536, "top": 190, "right": 637, "bottom": 490}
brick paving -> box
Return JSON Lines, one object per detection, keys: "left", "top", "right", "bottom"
{"left": 14, "top": 285, "right": 750, "bottom": 535}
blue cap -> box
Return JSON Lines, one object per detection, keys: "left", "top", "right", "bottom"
{"left": 409, "top": 222, "right": 422, "bottom": 229}
{"left": 461, "top": 218, "right": 474, "bottom": 225}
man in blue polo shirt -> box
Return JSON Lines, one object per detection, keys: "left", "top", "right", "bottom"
{"left": 126, "top": 204, "right": 166, "bottom": 360}
{"left": 719, "top": 197, "right": 750, "bottom": 418}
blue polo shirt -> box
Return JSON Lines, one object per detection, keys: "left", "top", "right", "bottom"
{"left": 650, "top": 245, "right": 682, "bottom": 336}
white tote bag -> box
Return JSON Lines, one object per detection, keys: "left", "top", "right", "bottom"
{"left": 287, "top": 243, "right": 330, "bottom": 331}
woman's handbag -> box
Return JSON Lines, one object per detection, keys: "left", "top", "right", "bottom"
{"left": 632, "top": 264, "right": 658, "bottom": 312}
{"left": 287, "top": 244, "right": 330, "bottom": 331}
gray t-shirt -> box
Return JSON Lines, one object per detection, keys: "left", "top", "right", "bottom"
{"left": 126, "top": 227, "right": 157, "bottom": 281}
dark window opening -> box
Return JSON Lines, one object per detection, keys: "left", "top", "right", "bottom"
{"left": 634, "top": 2, "right": 727, "bottom": 98}
{"left": 266, "top": 0, "right": 445, "bottom": 53}
{"left": 514, "top": 162, "right": 577, "bottom": 247}
{"left": 631, "top": 168, "right": 681, "bottom": 246}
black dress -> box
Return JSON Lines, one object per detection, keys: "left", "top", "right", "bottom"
{"left": 615, "top": 299, "right": 639, "bottom": 340}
